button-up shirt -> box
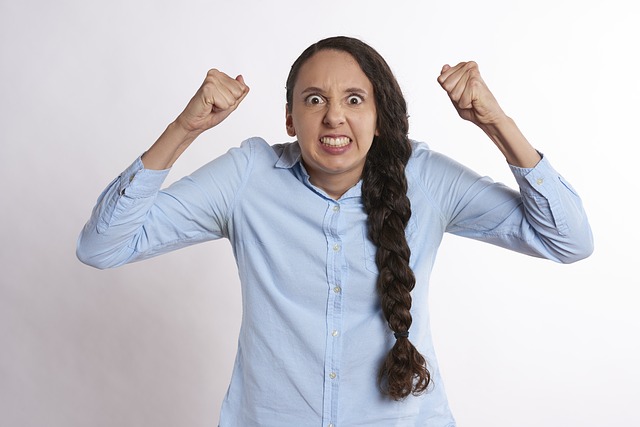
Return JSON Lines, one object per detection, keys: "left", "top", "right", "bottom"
{"left": 77, "top": 138, "right": 593, "bottom": 427}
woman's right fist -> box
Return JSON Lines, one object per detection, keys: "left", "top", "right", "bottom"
{"left": 176, "top": 69, "right": 250, "bottom": 134}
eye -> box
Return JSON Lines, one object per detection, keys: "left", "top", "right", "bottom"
{"left": 347, "top": 95, "right": 363, "bottom": 105}
{"left": 305, "top": 95, "right": 324, "bottom": 105}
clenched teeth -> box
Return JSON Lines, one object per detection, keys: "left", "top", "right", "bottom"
{"left": 320, "top": 137, "right": 351, "bottom": 147}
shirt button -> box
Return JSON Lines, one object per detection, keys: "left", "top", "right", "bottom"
{"left": 328, "top": 424, "right": 334, "bottom": 427}
{"left": 329, "top": 372, "right": 337, "bottom": 379}
{"left": 333, "top": 286, "right": 342, "bottom": 293}
{"left": 333, "top": 244, "right": 341, "bottom": 252}
{"left": 332, "top": 330, "right": 339, "bottom": 337}
{"left": 332, "top": 205, "right": 340, "bottom": 212}
{"left": 536, "top": 178, "right": 544, "bottom": 185}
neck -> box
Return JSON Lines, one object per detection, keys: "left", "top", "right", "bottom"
{"left": 310, "top": 175, "right": 359, "bottom": 200}
{"left": 303, "top": 163, "right": 361, "bottom": 200}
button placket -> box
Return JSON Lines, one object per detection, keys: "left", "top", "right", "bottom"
{"left": 322, "top": 201, "right": 344, "bottom": 426}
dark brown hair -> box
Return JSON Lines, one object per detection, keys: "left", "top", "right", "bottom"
{"left": 285, "top": 36, "right": 430, "bottom": 400}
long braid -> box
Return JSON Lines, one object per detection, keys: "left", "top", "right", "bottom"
{"left": 362, "top": 133, "right": 430, "bottom": 400}
{"left": 286, "top": 36, "right": 431, "bottom": 400}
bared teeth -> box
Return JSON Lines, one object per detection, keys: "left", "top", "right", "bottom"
{"left": 320, "top": 137, "right": 350, "bottom": 147}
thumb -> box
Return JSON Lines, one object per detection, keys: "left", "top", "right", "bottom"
{"left": 440, "top": 64, "right": 451, "bottom": 74}
{"left": 236, "top": 74, "right": 248, "bottom": 88}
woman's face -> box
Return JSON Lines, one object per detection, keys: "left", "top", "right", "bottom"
{"left": 286, "top": 49, "right": 377, "bottom": 198}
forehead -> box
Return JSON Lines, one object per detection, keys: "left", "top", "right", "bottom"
{"left": 294, "top": 49, "right": 373, "bottom": 93}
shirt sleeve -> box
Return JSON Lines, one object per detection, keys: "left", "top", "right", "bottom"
{"left": 76, "top": 139, "right": 255, "bottom": 269}
{"left": 417, "top": 148, "right": 593, "bottom": 263}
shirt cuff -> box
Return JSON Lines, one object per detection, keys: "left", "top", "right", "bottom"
{"left": 509, "top": 153, "right": 557, "bottom": 196}
{"left": 117, "top": 156, "right": 171, "bottom": 198}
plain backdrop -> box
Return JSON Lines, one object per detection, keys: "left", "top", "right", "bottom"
{"left": 1, "top": 0, "right": 638, "bottom": 426}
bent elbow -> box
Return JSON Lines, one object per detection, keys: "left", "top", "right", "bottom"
{"left": 76, "top": 249, "right": 103, "bottom": 270}
{"left": 76, "top": 244, "right": 112, "bottom": 270}
{"left": 560, "top": 243, "right": 594, "bottom": 264}
{"left": 557, "top": 226, "right": 595, "bottom": 264}
{"left": 76, "top": 232, "right": 121, "bottom": 270}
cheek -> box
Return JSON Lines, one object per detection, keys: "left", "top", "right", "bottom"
{"left": 292, "top": 113, "right": 317, "bottom": 134}
{"left": 359, "top": 115, "right": 378, "bottom": 139}
{"left": 356, "top": 110, "right": 377, "bottom": 133}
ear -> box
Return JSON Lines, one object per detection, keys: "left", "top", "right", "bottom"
{"left": 285, "top": 104, "right": 296, "bottom": 137}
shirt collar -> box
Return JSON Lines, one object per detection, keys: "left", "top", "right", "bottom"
{"left": 275, "top": 141, "right": 302, "bottom": 169}
{"left": 274, "top": 141, "right": 362, "bottom": 201}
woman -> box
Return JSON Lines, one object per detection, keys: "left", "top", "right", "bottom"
{"left": 77, "top": 36, "right": 593, "bottom": 426}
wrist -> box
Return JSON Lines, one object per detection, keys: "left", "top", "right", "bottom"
{"left": 478, "top": 113, "right": 513, "bottom": 137}
{"left": 171, "top": 117, "right": 203, "bottom": 141}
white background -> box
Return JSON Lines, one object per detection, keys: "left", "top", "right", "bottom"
{"left": 1, "top": 0, "right": 638, "bottom": 426}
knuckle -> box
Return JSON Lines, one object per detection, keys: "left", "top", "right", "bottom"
{"left": 205, "top": 69, "right": 225, "bottom": 83}
{"left": 465, "top": 61, "right": 480, "bottom": 75}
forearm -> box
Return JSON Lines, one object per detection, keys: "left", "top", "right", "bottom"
{"left": 141, "top": 120, "right": 201, "bottom": 170}
{"left": 479, "top": 115, "right": 541, "bottom": 168}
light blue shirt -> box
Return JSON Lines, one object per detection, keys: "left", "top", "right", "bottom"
{"left": 77, "top": 138, "right": 593, "bottom": 427}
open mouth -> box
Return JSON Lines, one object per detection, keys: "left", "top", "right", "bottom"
{"left": 320, "top": 136, "right": 351, "bottom": 148}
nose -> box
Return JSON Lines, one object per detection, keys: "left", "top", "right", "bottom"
{"left": 323, "top": 102, "right": 345, "bottom": 128}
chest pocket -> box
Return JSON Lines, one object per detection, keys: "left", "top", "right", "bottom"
{"left": 363, "top": 216, "right": 418, "bottom": 274}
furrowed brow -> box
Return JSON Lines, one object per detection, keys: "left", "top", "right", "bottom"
{"left": 344, "top": 87, "right": 369, "bottom": 95}
{"left": 299, "top": 87, "right": 369, "bottom": 96}
{"left": 300, "top": 87, "right": 325, "bottom": 95}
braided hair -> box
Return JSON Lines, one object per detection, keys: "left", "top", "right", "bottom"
{"left": 285, "top": 36, "right": 430, "bottom": 400}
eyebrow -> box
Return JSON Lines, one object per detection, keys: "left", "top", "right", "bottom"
{"left": 300, "top": 86, "right": 369, "bottom": 96}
